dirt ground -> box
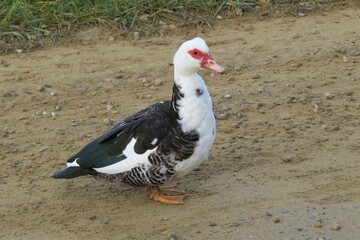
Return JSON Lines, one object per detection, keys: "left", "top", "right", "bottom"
{"left": 1, "top": 7, "right": 360, "bottom": 240}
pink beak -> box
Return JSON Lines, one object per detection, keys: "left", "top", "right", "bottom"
{"left": 201, "top": 55, "right": 225, "bottom": 73}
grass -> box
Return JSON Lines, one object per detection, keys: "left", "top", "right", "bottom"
{"left": 0, "top": 0, "right": 353, "bottom": 52}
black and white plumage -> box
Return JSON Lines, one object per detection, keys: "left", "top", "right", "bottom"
{"left": 52, "top": 37, "right": 224, "bottom": 204}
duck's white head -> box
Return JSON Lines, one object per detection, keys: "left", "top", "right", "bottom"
{"left": 173, "top": 37, "right": 224, "bottom": 76}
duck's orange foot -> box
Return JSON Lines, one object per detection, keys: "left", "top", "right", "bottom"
{"left": 149, "top": 186, "right": 188, "bottom": 205}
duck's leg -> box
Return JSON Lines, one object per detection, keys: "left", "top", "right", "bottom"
{"left": 148, "top": 186, "right": 188, "bottom": 205}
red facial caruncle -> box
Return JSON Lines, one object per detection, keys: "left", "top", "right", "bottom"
{"left": 188, "top": 48, "right": 224, "bottom": 73}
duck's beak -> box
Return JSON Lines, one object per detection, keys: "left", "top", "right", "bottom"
{"left": 201, "top": 55, "right": 225, "bottom": 73}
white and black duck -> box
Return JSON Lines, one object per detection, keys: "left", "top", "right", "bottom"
{"left": 52, "top": 37, "right": 224, "bottom": 204}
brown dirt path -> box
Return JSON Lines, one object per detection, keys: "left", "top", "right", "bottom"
{"left": 1, "top": 8, "right": 360, "bottom": 240}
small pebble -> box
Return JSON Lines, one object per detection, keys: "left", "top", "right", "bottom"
{"left": 314, "top": 219, "right": 322, "bottom": 228}
{"left": 51, "top": 112, "right": 57, "bottom": 117}
{"left": 209, "top": 222, "right": 217, "bottom": 226}
{"left": 331, "top": 126, "right": 340, "bottom": 131}
{"left": 106, "top": 104, "right": 113, "bottom": 111}
{"left": 292, "top": 33, "right": 301, "bottom": 39}
{"left": 324, "top": 92, "right": 333, "bottom": 99}
{"left": 169, "top": 233, "right": 177, "bottom": 240}
{"left": 50, "top": 92, "right": 57, "bottom": 96}
{"left": 39, "top": 146, "right": 48, "bottom": 152}
{"left": 134, "top": 32, "right": 140, "bottom": 40}
{"left": 283, "top": 156, "right": 294, "bottom": 163}
{"left": 251, "top": 73, "right": 261, "bottom": 79}
{"left": 343, "top": 56, "right": 348, "bottom": 62}
{"left": 351, "top": 50, "right": 360, "bottom": 56}
{"left": 321, "top": 124, "right": 327, "bottom": 130}
{"left": 234, "top": 64, "right": 242, "bottom": 71}
{"left": 224, "top": 94, "right": 232, "bottom": 99}
{"left": 136, "top": 93, "right": 144, "bottom": 99}
{"left": 273, "top": 217, "right": 280, "bottom": 223}
{"left": 108, "top": 36, "right": 115, "bottom": 41}
{"left": 216, "top": 112, "right": 228, "bottom": 120}
{"left": 36, "top": 85, "right": 45, "bottom": 92}
{"left": 297, "top": 12, "right": 305, "bottom": 17}
{"left": 314, "top": 103, "right": 320, "bottom": 113}
{"left": 154, "top": 79, "right": 163, "bottom": 86}
{"left": 331, "top": 221, "right": 341, "bottom": 230}
{"left": 3, "top": 92, "right": 18, "bottom": 97}
{"left": 103, "top": 118, "right": 114, "bottom": 126}
{"left": 55, "top": 106, "right": 61, "bottom": 111}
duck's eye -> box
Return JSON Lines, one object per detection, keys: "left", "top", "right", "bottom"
{"left": 193, "top": 51, "right": 198, "bottom": 55}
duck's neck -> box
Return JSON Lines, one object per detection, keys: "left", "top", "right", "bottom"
{"left": 171, "top": 71, "right": 213, "bottom": 132}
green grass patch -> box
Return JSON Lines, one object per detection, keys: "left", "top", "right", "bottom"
{"left": 0, "top": 0, "right": 353, "bottom": 52}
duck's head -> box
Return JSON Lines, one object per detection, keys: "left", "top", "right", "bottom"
{"left": 173, "top": 37, "right": 224, "bottom": 76}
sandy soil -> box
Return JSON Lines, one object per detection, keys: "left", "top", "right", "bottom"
{"left": 1, "top": 7, "right": 360, "bottom": 240}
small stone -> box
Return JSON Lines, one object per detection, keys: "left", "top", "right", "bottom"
{"left": 321, "top": 124, "right": 327, "bottom": 130}
{"left": 103, "top": 118, "right": 114, "bottom": 126}
{"left": 224, "top": 94, "right": 232, "bottom": 99}
{"left": 154, "top": 79, "right": 163, "bottom": 86}
{"left": 234, "top": 64, "right": 242, "bottom": 71}
{"left": 50, "top": 92, "right": 57, "bottom": 96}
{"left": 314, "top": 103, "right": 320, "bottom": 113}
{"left": 36, "top": 85, "right": 45, "bottom": 92}
{"left": 273, "top": 217, "right": 280, "bottom": 223}
{"left": 216, "top": 112, "right": 228, "bottom": 120}
{"left": 314, "top": 219, "right": 322, "bottom": 228}
{"left": 3, "top": 127, "right": 15, "bottom": 135}
{"left": 297, "top": 12, "right": 305, "bottom": 17}
{"left": 312, "top": 30, "right": 319, "bottom": 34}
{"left": 343, "top": 56, "right": 348, "bottom": 62}
{"left": 292, "top": 33, "right": 301, "bottom": 39}
{"left": 3, "top": 92, "right": 18, "bottom": 97}
{"left": 133, "top": 32, "right": 140, "bottom": 40}
{"left": 51, "top": 112, "right": 57, "bottom": 117}
{"left": 115, "top": 72, "right": 124, "bottom": 79}
{"left": 331, "top": 221, "right": 341, "bottom": 230}
{"left": 136, "top": 93, "right": 144, "bottom": 99}
{"left": 283, "top": 156, "right": 293, "bottom": 163}
{"left": 324, "top": 92, "right": 333, "bottom": 99}
{"left": 108, "top": 36, "right": 115, "bottom": 41}
{"left": 15, "top": 49, "right": 23, "bottom": 53}
{"left": 89, "top": 215, "right": 97, "bottom": 220}
{"left": 257, "top": 86, "right": 264, "bottom": 92}
{"left": 43, "top": 111, "right": 48, "bottom": 116}
{"left": 169, "top": 233, "right": 177, "bottom": 240}
{"left": 34, "top": 111, "right": 43, "bottom": 116}
{"left": 55, "top": 106, "right": 61, "bottom": 111}
{"left": 331, "top": 126, "right": 340, "bottom": 131}
{"left": 251, "top": 73, "right": 261, "bottom": 79}
{"left": 209, "top": 222, "right": 217, "bottom": 226}
{"left": 106, "top": 104, "right": 113, "bottom": 111}
{"left": 39, "top": 146, "right": 48, "bottom": 152}
{"left": 216, "top": 15, "right": 222, "bottom": 20}
{"left": 351, "top": 50, "right": 360, "bottom": 56}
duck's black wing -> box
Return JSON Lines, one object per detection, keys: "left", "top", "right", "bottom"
{"left": 52, "top": 101, "right": 173, "bottom": 179}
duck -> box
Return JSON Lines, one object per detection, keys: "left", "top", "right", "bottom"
{"left": 52, "top": 37, "right": 224, "bottom": 204}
